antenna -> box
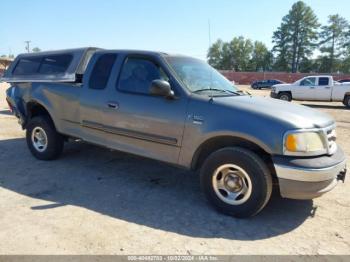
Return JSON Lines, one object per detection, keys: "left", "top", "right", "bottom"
{"left": 24, "top": 41, "right": 31, "bottom": 53}
{"left": 208, "top": 19, "right": 212, "bottom": 48}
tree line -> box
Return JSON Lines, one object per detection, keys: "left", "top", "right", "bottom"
{"left": 207, "top": 1, "right": 350, "bottom": 74}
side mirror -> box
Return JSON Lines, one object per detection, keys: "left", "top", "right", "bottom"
{"left": 150, "top": 80, "right": 174, "bottom": 98}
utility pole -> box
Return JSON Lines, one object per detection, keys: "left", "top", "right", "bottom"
{"left": 24, "top": 41, "right": 31, "bottom": 53}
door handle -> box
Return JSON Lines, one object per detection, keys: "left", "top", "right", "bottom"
{"left": 325, "top": 86, "right": 331, "bottom": 89}
{"left": 310, "top": 86, "right": 315, "bottom": 89}
{"left": 107, "top": 102, "right": 119, "bottom": 109}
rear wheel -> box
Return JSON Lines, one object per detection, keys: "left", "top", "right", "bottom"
{"left": 278, "top": 92, "right": 292, "bottom": 101}
{"left": 200, "top": 147, "right": 272, "bottom": 218}
{"left": 26, "top": 116, "right": 64, "bottom": 160}
{"left": 344, "top": 96, "right": 350, "bottom": 108}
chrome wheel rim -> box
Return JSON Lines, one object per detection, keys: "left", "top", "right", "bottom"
{"left": 280, "top": 95, "right": 289, "bottom": 101}
{"left": 212, "top": 164, "right": 252, "bottom": 205}
{"left": 31, "top": 127, "right": 48, "bottom": 152}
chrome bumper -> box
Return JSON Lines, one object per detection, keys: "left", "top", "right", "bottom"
{"left": 274, "top": 158, "right": 347, "bottom": 182}
{"left": 273, "top": 150, "right": 347, "bottom": 199}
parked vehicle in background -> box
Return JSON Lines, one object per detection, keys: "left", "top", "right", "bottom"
{"left": 3, "top": 48, "right": 347, "bottom": 218}
{"left": 271, "top": 75, "right": 350, "bottom": 108}
{"left": 251, "top": 79, "right": 284, "bottom": 89}
{"left": 338, "top": 79, "right": 350, "bottom": 83}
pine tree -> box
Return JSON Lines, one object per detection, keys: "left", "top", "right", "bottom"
{"left": 272, "top": 1, "right": 319, "bottom": 72}
{"left": 319, "top": 15, "right": 349, "bottom": 73}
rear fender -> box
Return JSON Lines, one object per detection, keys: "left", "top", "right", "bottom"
{"left": 5, "top": 86, "right": 27, "bottom": 127}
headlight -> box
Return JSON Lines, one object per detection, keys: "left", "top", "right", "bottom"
{"left": 271, "top": 87, "right": 276, "bottom": 92}
{"left": 284, "top": 131, "right": 327, "bottom": 156}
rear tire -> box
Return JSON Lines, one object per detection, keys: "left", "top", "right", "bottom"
{"left": 278, "top": 92, "right": 292, "bottom": 101}
{"left": 26, "top": 116, "right": 64, "bottom": 160}
{"left": 344, "top": 96, "right": 350, "bottom": 108}
{"left": 200, "top": 147, "right": 272, "bottom": 218}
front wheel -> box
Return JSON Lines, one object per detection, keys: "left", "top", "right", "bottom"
{"left": 344, "top": 96, "right": 350, "bottom": 108}
{"left": 278, "top": 92, "right": 292, "bottom": 101}
{"left": 26, "top": 116, "right": 64, "bottom": 160}
{"left": 200, "top": 147, "right": 272, "bottom": 218}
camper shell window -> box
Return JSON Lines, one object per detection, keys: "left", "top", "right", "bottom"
{"left": 2, "top": 47, "right": 100, "bottom": 83}
{"left": 13, "top": 54, "right": 73, "bottom": 76}
{"left": 12, "top": 57, "right": 42, "bottom": 75}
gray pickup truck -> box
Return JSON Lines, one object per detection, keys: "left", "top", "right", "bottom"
{"left": 3, "top": 48, "right": 347, "bottom": 218}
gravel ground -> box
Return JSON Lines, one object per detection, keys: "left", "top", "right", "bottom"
{"left": 0, "top": 83, "right": 349, "bottom": 255}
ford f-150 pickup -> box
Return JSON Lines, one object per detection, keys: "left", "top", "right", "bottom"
{"left": 3, "top": 48, "right": 347, "bottom": 218}
{"left": 270, "top": 75, "right": 350, "bottom": 107}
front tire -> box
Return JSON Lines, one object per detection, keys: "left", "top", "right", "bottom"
{"left": 344, "top": 96, "right": 350, "bottom": 108}
{"left": 26, "top": 116, "right": 64, "bottom": 160}
{"left": 278, "top": 92, "right": 292, "bottom": 101}
{"left": 200, "top": 147, "right": 272, "bottom": 218}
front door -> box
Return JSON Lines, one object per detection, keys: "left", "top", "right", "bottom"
{"left": 294, "top": 77, "right": 317, "bottom": 100}
{"left": 101, "top": 56, "right": 188, "bottom": 164}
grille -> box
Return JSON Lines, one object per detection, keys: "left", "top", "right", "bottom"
{"left": 325, "top": 126, "right": 337, "bottom": 155}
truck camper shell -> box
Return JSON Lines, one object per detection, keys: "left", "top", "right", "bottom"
{"left": 2, "top": 47, "right": 99, "bottom": 83}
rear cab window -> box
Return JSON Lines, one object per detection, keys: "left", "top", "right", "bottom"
{"left": 89, "top": 54, "right": 117, "bottom": 90}
{"left": 318, "top": 77, "right": 330, "bottom": 86}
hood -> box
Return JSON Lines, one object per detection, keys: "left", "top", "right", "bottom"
{"left": 273, "top": 83, "right": 292, "bottom": 88}
{"left": 212, "top": 95, "right": 334, "bottom": 129}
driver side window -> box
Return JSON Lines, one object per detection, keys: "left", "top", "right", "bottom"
{"left": 300, "top": 77, "right": 316, "bottom": 86}
{"left": 117, "top": 57, "right": 169, "bottom": 95}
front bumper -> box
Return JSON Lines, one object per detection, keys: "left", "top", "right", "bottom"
{"left": 270, "top": 91, "right": 278, "bottom": 98}
{"left": 273, "top": 147, "right": 347, "bottom": 199}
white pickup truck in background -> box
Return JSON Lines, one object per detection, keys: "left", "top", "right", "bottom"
{"left": 270, "top": 75, "right": 350, "bottom": 108}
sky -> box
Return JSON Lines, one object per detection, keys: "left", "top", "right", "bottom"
{"left": 1, "top": 0, "right": 350, "bottom": 60}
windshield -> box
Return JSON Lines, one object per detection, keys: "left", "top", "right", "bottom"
{"left": 165, "top": 56, "right": 239, "bottom": 95}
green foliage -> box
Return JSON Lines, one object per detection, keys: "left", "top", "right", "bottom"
{"left": 251, "top": 41, "right": 273, "bottom": 72}
{"left": 207, "top": 39, "right": 225, "bottom": 69}
{"left": 318, "top": 14, "right": 349, "bottom": 73}
{"left": 32, "top": 47, "right": 41, "bottom": 53}
{"left": 341, "top": 56, "right": 350, "bottom": 73}
{"left": 272, "top": 1, "right": 319, "bottom": 73}
{"left": 207, "top": 1, "right": 350, "bottom": 74}
{"left": 229, "top": 36, "right": 253, "bottom": 71}
{"left": 207, "top": 37, "right": 271, "bottom": 71}
{"left": 272, "top": 22, "right": 292, "bottom": 72}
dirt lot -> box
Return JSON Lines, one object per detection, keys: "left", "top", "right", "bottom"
{"left": 0, "top": 83, "right": 349, "bottom": 255}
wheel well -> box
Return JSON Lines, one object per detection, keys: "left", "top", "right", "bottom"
{"left": 191, "top": 136, "right": 276, "bottom": 177}
{"left": 344, "top": 94, "right": 350, "bottom": 106}
{"left": 26, "top": 102, "right": 54, "bottom": 127}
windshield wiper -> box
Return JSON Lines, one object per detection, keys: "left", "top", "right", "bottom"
{"left": 193, "top": 88, "right": 241, "bottom": 95}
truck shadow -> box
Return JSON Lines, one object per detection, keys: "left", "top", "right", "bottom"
{"left": 0, "top": 138, "right": 314, "bottom": 240}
